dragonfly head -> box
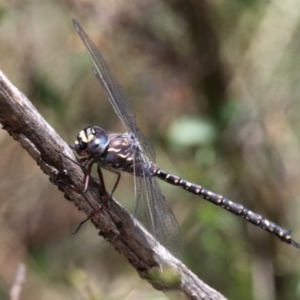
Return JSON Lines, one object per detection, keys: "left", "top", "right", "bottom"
{"left": 72, "top": 126, "right": 109, "bottom": 157}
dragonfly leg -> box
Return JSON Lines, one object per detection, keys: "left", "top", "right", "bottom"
{"left": 105, "top": 168, "right": 121, "bottom": 197}
{"left": 82, "top": 160, "right": 94, "bottom": 193}
{"left": 75, "top": 167, "right": 123, "bottom": 232}
{"left": 56, "top": 151, "right": 108, "bottom": 232}
{"left": 72, "top": 204, "right": 105, "bottom": 234}
{"left": 72, "top": 166, "right": 111, "bottom": 233}
{"left": 71, "top": 172, "right": 105, "bottom": 233}
{"left": 96, "top": 165, "right": 110, "bottom": 200}
{"left": 111, "top": 172, "right": 121, "bottom": 197}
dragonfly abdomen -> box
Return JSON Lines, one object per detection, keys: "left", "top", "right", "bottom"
{"left": 153, "top": 166, "right": 300, "bottom": 248}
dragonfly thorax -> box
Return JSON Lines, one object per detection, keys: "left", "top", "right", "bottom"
{"left": 74, "top": 125, "right": 109, "bottom": 157}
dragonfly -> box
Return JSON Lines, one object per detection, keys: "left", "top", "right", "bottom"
{"left": 70, "top": 19, "right": 300, "bottom": 258}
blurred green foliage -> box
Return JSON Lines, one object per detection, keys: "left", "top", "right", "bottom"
{"left": 1, "top": 0, "right": 300, "bottom": 299}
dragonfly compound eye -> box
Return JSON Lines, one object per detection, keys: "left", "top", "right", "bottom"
{"left": 86, "top": 126, "right": 109, "bottom": 156}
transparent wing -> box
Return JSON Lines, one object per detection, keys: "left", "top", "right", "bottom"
{"left": 73, "top": 19, "right": 182, "bottom": 257}
{"left": 72, "top": 19, "right": 155, "bottom": 162}
{"left": 134, "top": 152, "right": 183, "bottom": 258}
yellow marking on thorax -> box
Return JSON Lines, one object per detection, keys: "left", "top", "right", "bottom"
{"left": 78, "top": 130, "right": 88, "bottom": 143}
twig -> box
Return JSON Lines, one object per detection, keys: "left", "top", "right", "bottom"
{"left": 0, "top": 70, "right": 227, "bottom": 300}
{"left": 9, "top": 263, "right": 26, "bottom": 300}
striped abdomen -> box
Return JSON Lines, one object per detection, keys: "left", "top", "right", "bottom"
{"left": 152, "top": 166, "right": 299, "bottom": 248}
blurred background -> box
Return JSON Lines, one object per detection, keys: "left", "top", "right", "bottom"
{"left": 1, "top": 0, "right": 300, "bottom": 299}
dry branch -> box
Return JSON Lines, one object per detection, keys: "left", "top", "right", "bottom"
{"left": 0, "top": 70, "right": 227, "bottom": 300}
{"left": 9, "top": 263, "right": 26, "bottom": 300}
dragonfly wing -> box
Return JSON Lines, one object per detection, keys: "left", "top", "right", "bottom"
{"left": 73, "top": 19, "right": 180, "bottom": 256}
{"left": 73, "top": 19, "right": 155, "bottom": 162}
{"left": 134, "top": 153, "right": 183, "bottom": 258}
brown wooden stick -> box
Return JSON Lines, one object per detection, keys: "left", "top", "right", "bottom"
{"left": 0, "top": 69, "right": 227, "bottom": 300}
